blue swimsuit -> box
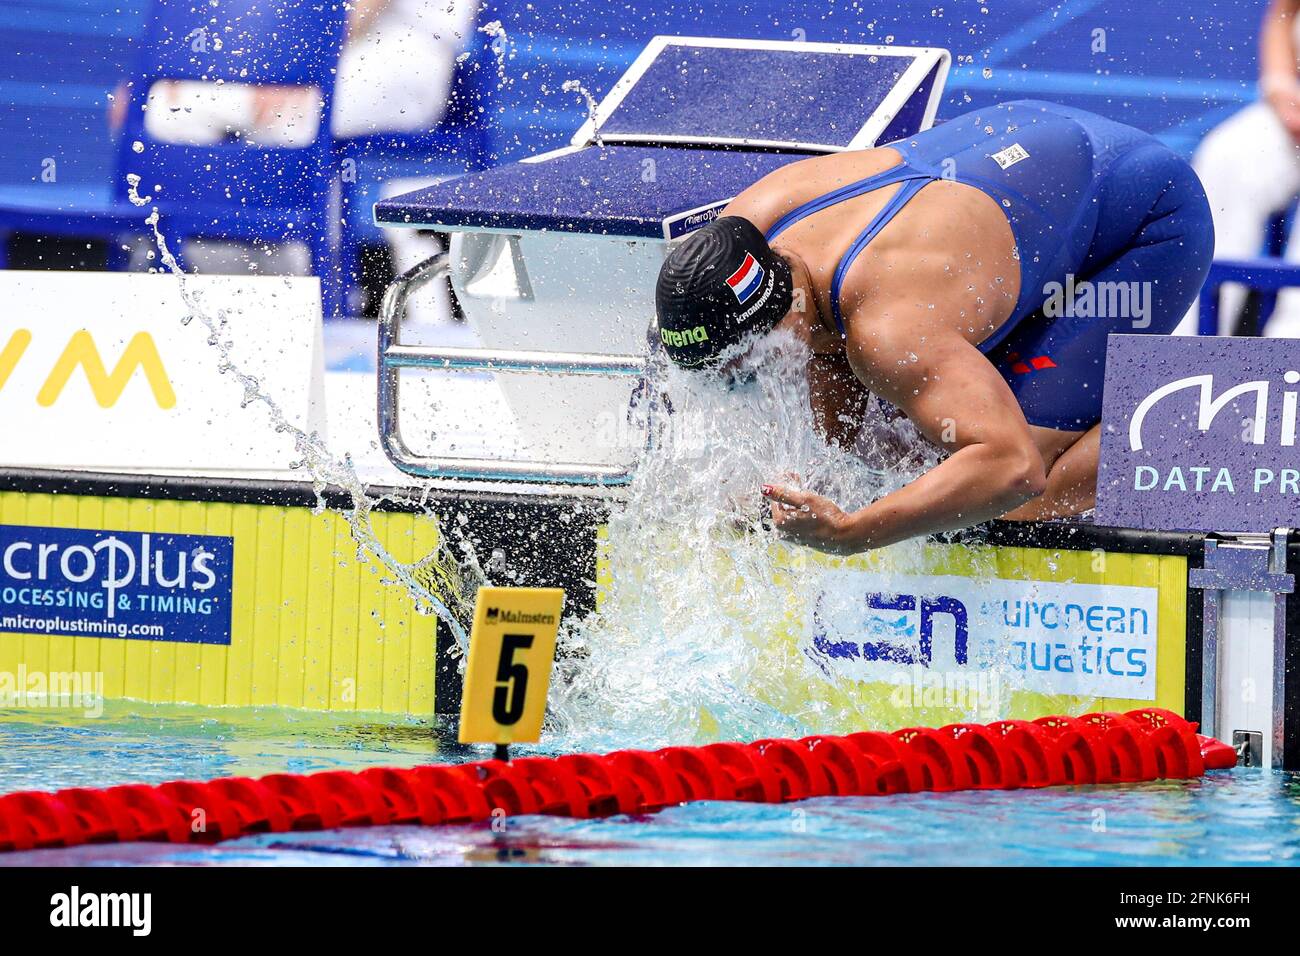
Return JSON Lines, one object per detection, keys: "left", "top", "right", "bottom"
{"left": 765, "top": 99, "right": 1214, "bottom": 431}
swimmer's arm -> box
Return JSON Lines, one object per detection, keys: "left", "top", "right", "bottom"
{"left": 807, "top": 352, "right": 866, "bottom": 449}
{"left": 830, "top": 328, "right": 1047, "bottom": 550}
{"left": 1001, "top": 425, "right": 1100, "bottom": 520}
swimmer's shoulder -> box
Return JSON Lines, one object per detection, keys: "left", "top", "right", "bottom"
{"left": 722, "top": 147, "right": 905, "bottom": 233}
{"left": 837, "top": 186, "right": 1019, "bottom": 352}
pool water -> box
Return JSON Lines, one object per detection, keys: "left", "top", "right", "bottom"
{"left": 1, "top": 702, "right": 1297, "bottom": 866}
{"left": 0, "top": 702, "right": 459, "bottom": 792}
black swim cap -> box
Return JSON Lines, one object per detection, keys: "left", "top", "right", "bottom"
{"left": 655, "top": 216, "right": 793, "bottom": 369}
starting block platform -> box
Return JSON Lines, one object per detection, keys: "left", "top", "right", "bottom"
{"left": 374, "top": 36, "right": 949, "bottom": 487}
{"left": 378, "top": 145, "right": 802, "bottom": 240}
{"left": 378, "top": 37, "right": 949, "bottom": 240}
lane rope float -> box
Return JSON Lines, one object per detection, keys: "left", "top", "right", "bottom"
{"left": 0, "top": 709, "right": 1237, "bottom": 853}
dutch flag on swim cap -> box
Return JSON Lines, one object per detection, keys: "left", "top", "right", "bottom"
{"left": 725, "top": 253, "right": 765, "bottom": 305}
{"left": 654, "top": 216, "right": 793, "bottom": 370}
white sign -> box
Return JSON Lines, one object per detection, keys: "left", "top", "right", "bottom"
{"left": 990, "top": 142, "right": 1030, "bottom": 169}
{"left": 806, "top": 570, "right": 1159, "bottom": 701}
{"left": 0, "top": 271, "right": 325, "bottom": 473}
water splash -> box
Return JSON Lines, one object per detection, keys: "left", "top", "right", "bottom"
{"left": 139, "top": 205, "right": 484, "bottom": 646}
{"left": 561, "top": 79, "right": 603, "bottom": 146}
{"left": 125, "top": 173, "right": 150, "bottom": 207}
{"left": 479, "top": 18, "right": 600, "bottom": 149}
{"left": 478, "top": 20, "right": 513, "bottom": 90}
{"left": 546, "top": 333, "right": 950, "bottom": 750}
{"left": 133, "top": 196, "right": 1081, "bottom": 752}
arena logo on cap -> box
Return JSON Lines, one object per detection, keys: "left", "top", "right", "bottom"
{"left": 661, "top": 326, "right": 709, "bottom": 349}
{"left": 725, "top": 253, "right": 765, "bottom": 305}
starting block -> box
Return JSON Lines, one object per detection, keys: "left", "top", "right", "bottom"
{"left": 375, "top": 36, "right": 950, "bottom": 489}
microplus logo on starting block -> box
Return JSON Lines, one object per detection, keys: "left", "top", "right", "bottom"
{"left": 806, "top": 570, "right": 1158, "bottom": 701}
{"left": 1098, "top": 335, "right": 1300, "bottom": 532}
{"left": 0, "top": 524, "right": 233, "bottom": 645}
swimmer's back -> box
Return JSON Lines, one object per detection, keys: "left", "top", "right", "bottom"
{"left": 889, "top": 100, "right": 1168, "bottom": 333}
{"left": 725, "top": 137, "right": 1023, "bottom": 352}
{"left": 727, "top": 99, "right": 1176, "bottom": 351}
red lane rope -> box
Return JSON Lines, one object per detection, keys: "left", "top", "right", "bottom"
{"left": 0, "top": 708, "right": 1237, "bottom": 853}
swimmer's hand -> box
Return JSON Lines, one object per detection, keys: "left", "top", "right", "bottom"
{"left": 761, "top": 483, "right": 855, "bottom": 555}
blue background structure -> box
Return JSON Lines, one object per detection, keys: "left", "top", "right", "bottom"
{"left": 0, "top": 0, "right": 1267, "bottom": 199}
{"left": 0, "top": 0, "right": 1267, "bottom": 273}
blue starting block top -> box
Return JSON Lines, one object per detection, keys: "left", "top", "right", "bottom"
{"left": 375, "top": 36, "right": 950, "bottom": 240}
{"left": 375, "top": 144, "right": 802, "bottom": 240}
{"left": 591, "top": 40, "right": 946, "bottom": 151}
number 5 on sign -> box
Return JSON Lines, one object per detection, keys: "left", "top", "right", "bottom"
{"left": 458, "top": 586, "right": 565, "bottom": 745}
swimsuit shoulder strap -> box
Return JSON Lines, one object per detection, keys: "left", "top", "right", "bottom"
{"left": 764, "top": 164, "right": 925, "bottom": 242}
{"left": 829, "top": 176, "right": 930, "bottom": 336}
{"left": 761, "top": 162, "right": 933, "bottom": 337}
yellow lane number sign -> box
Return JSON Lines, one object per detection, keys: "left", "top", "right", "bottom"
{"left": 458, "top": 586, "right": 565, "bottom": 745}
